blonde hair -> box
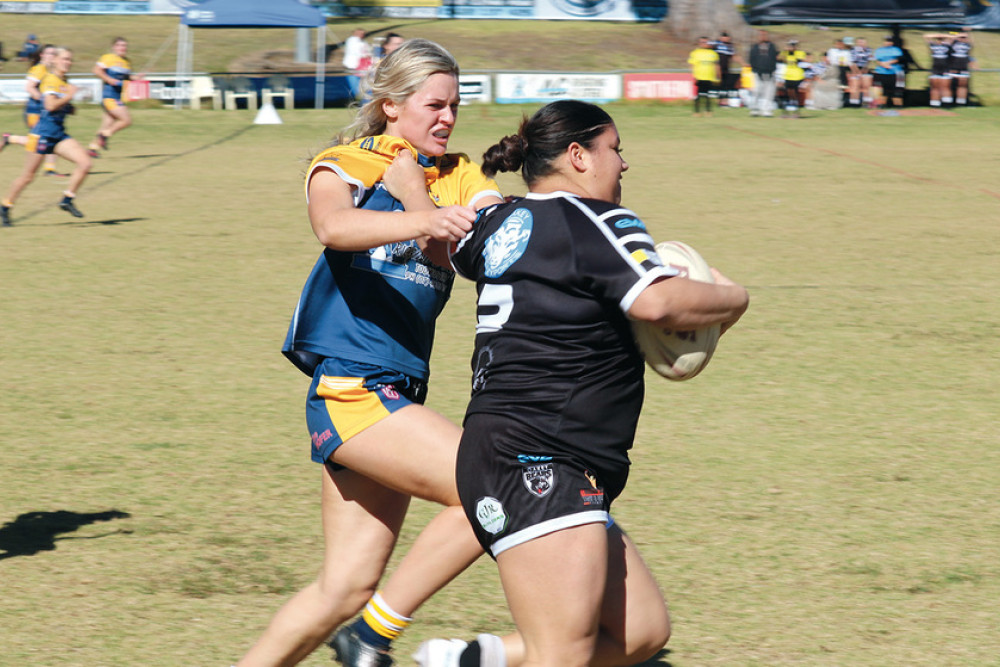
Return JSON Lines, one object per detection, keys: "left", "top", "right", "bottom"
{"left": 336, "top": 38, "right": 459, "bottom": 145}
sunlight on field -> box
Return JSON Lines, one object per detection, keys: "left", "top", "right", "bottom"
{"left": 1, "top": 102, "right": 997, "bottom": 666}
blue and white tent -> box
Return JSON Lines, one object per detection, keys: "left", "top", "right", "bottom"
{"left": 176, "top": 0, "right": 328, "bottom": 108}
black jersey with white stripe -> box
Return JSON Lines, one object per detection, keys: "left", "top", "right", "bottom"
{"left": 851, "top": 46, "right": 873, "bottom": 69}
{"left": 929, "top": 42, "right": 951, "bottom": 74}
{"left": 450, "top": 191, "right": 675, "bottom": 497}
{"left": 949, "top": 40, "right": 972, "bottom": 71}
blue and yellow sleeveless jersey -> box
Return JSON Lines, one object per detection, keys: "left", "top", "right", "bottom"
{"left": 96, "top": 52, "right": 131, "bottom": 100}
{"left": 282, "top": 134, "right": 502, "bottom": 380}
{"left": 24, "top": 63, "right": 48, "bottom": 117}
{"left": 32, "top": 72, "right": 72, "bottom": 138}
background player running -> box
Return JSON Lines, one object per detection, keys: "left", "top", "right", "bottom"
{"left": 88, "top": 37, "right": 133, "bottom": 158}
{"left": 1, "top": 47, "right": 91, "bottom": 227}
{"left": 2, "top": 44, "right": 66, "bottom": 177}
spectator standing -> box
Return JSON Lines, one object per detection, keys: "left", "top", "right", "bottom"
{"left": 848, "top": 37, "right": 874, "bottom": 107}
{"left": 748, "top": 29, "right": 778, "bottom": 117}
{"left": 688, "top": 36, "right": 721, "bottom": 117}
{"left": 380, "top": 32, "right": 404, "bottom": 59}
{"left": 341, "top": 27, "right": 373, "bottom": 101}
{"left": 713, "top": 32, "right": 740, "bottom": 106}
{"left": 948, "top": 30, "right": 974, "bottom": 106}
{"left": 924, "top": 32, "right": 953, "bottom": 107}
{"left": 873, "top": 35, "right": 904, "bottom": 109}
{"left": 826, "top": 38, "right": 851, "bottom": 95}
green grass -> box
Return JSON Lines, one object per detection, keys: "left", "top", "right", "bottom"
{"left": 1, "top": 101, "right": 999, "bottom": 665}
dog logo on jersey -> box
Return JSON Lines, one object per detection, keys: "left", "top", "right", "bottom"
{"left": 483, "top": 208, "right": 533, "bottom": 278}
{"left": 522, "top": 462, "right": 554, "bottom": 498}
{"left": 476, "top": 496, "right": 508, "bottom": 535}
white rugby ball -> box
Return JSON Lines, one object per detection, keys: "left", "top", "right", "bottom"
{"left": 632, "top": 241, "right": 721, "bottom": 381}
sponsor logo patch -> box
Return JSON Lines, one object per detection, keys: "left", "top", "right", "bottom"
{"left": 522, "top": 462, "right": 555, "bottom": 498}
{"left": 476, "top": 496, "right": 508, "bottom": 535}
{"left": 311, "top": 429, "right": 333, "bottom": 451}
{"left": 615, "top": 217, "right": 646, "bottom": 230}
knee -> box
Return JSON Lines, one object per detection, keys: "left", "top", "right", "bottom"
{"left": 79, "top": 156, "right": 93, "bottom": 172}
{"left": 315, "top": 568, "right": 377, "bottom": 620}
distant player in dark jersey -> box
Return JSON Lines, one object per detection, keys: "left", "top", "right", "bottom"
{"left": 413, "top": 100, "right": 749, "bottom": 667}
{"left": 236, "top": 39, "right": 502, "bottom": 667}
{"left": 88, "top": 37, "right": 133, "bottom": 158}
{"left": 1, "top": 47, "right": 92, "bottom": 227}
{"left": 948, "top": 30, "right": 974, "bottom": 106}
{"left": 848, "top": 37, "right": 874, "bottom": 107}
{"left": 924, "top": 33, "right": 954, "bottom": 107}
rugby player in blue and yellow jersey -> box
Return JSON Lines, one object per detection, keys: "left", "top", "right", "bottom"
{"left": 236, "top": 39, "right": 503, "bottom": 666}
{"left": 88, "top": 37, "right": 133, "bottom": 158}
{"left": 0, "top": 44, "right": 64, "bottom": 177}
{"left": 1, "top": 47, "right": 92, "bottom": 227}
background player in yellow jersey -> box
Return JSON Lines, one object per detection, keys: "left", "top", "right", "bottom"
{"left": 688, "top": 36, "right": 721, "bottom": 117}
{"left": 1, "top": 47, "right": 92, "bottom": 227}
{"left": 778, "top": 39, "right": 808, "bottom": 117}
{"left": 88, "top": 37, "right": 133, "bottom": 158}
{"left": 1, "top": 44, "right": 65, "bottom": 177}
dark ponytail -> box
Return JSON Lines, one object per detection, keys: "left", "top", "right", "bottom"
{"left": 481, "top": 100, "right": 614, "bottom": 186}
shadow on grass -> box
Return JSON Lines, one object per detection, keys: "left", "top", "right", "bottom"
{"left": 0, "top": 509, "right": 131, "bottom": 561}
{"left": 636, "top": 648, "right": 673, "bottom": 666}
{"left": 59, "top": 217, "right": 148, "bottom": 226}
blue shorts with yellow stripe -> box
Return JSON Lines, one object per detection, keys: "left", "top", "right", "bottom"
{"left": 306, "top": 357, "right": 427, "bottom": 465}
{"left": 26, "top": 131, "right": 69, "bottom": 155}
{"left": 103, "top": 97, "right": 125, "bottom": 112}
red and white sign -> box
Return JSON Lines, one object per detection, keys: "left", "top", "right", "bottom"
{"left": 624, "top": 73, "right": 694, "bottom": 101}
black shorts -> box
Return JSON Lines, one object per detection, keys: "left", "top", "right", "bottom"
{"left": 695, "top": 79, "right": 714, "bottom": 96}
{"left": 876, "top": 72, "right": 899, "bottom": 96}
{"left": 457, "top": 413, "right": 612, "bottom": 559}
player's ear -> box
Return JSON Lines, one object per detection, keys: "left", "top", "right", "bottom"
{"left": 382, "top": 98, "right": 399, "bottom": 123}
{"left": 567, "top": 141, "right": 588, "bottom": 173}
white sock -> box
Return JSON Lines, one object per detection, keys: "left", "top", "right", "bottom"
{"left": 475, "top": 634, "right": 507, "bottom": 667}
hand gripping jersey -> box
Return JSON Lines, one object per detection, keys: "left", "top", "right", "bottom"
{"left": 96, "top": 52, "right": 132, "bottom": 101}
{"left": 450, "top": 192, "right": 676, "bottom": 500}
{"left": 32, "top": 72, "right": 73, "bottom": 138}
{"left": 283, "top": 135, "right": 501, "bottom": 380}
{"left": 24, "top": 63, "right": 48, "bottom": 118}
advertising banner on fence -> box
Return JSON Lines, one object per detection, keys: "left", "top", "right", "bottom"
{"left": 623, "top": 73, "right": 694, "bottom": 101}
{"left": 0, "top": 0, "right": 151, "bottom": 12}
{"left": 313, "top": 0, "right": 665, "bottom": 20}
{"left": 0, "top": 77, "right": 101, "bottom": 104}
{"left": 1, "top": 1, "right": 55, "bottom": 13}
{"left": 495, "top": 73, "right": 620, "bottom": 104}
{"left": 459, "top": 74, "right": 492, "bottom": 104}
{"left": 54, "top": 0, "right": 149, "bottom": 12}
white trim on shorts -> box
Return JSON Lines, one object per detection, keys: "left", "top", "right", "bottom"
{"left": 491, "top": 510, "right": 609, "bottom": 557}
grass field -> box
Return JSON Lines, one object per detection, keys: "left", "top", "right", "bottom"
{"left": 1, "top": 97, "right": 998, "bottom": 667}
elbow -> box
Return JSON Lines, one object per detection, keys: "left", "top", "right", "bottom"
{"left": 312, "top": 225, "right": 339, "bottom": 249}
